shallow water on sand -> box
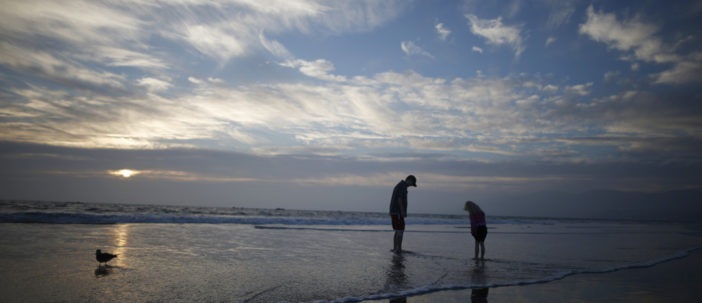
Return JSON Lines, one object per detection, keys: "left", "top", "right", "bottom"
{"left": 0, "top": 220, "right": 700, "bottom": 302}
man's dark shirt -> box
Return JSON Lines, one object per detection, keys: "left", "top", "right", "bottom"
{"left": 389, "top": 180, "right": 408, "bottom": 217}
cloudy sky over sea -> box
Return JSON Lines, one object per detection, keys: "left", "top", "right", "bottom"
{"left": 1, "top": 0, "right": 701, "bottom": 217}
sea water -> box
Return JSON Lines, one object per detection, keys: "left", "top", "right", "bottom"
{"left": 0, "top": 200, "right": 700, "bottom": 302}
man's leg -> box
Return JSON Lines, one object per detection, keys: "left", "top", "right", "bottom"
{"left": 391, "top": 214, "right": 405, "bottom": 253}
{"left": 474, "top": 240, "right": 479, "bottom": 259}
{"left": 394, "top": 230, "right": 404, "bottom": 252}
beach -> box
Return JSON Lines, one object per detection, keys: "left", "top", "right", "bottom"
{"left": 369, "top": 249, "right": 702, "bottom": 302}
{"left": 1, "top": 201, "right": 701, "bottom": 302}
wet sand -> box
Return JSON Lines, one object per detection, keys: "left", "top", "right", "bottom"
{"left": 368, "top": 249, "right": 702, "bottom": 302}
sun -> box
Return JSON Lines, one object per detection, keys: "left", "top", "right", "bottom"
{"left": 110, "top": 169, "right": 140, "bottom": 178}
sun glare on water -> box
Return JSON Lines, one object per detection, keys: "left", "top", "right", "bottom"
{"left": 110, "top": 169, "right": 140, "bottom": 178}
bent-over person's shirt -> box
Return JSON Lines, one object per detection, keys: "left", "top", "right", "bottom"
{"left": 389, "top": 180, "right": 408, "bottom": 217}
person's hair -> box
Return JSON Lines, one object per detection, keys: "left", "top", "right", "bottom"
{"left": 406, "top": 175, "right": 416, "bottom": 183}
{"left": 464, "top": 201, "right": 482, "bottom": 214}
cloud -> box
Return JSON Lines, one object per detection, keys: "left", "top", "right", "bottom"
{"left": 188, "top": 77, "right": 204, "bottom": 85}
{"left": 138, "top": 77, "right": 172, "bottom": 92}
{"left": 579, "top": 5, "right": 667, "bottom": 63}
{"left": 401, "top": 41, "right": 434, "bottom": 58}
{"left": 0, "top": 0, "right": 407, "bottom": 77}
{"left": 564, "top": 82, "right": 593, "bottom": 96}
{"left": 604, "top": 71, "right": 620, "bottom": 82}
{"left": 579, "top": 5, "right": 702, "bottom": 85}
{"left": 472, "top": 46, "right": 484, "bottom": 54}
{"left": 435, "top": 23, "right": 451, "bottom": 41}
{"left": 0, "top": 1, "right": 700, "bottom": 164}
{"left": 0, "top": 69, "right": 615, "bottom": 156}
{"left": 653, "top": 58, "right": 702, "bottom": 85}
{"left": 465, "top": 14, "right": 525, "bottom": 57}
{"left": 2, "top": 60, "right": 702, "bottom": 169}
{"left": 259, "top": 32, "right": 294, "bottom": 60}
{"left": 281, "top": 59, "right": 347, "bottom": 82}
{"left": 180, "top": 23, "right": 251, "bottom": 61}
{"left": 542, "top": 84, "right": 559, "bottom": 93}
{"left": 544, "top": 0, "right": 577, "bottom": 28}
{"left": 0, "top": 42, "right": 126, "bottom": 91}
{"left": 4, "top": 141, "right": 700, "bottom": 207}
{"left": 545, "top": 36, "right": 556, "bottom": 47}
{"left": 293, "top": 171, "right": 567, "bottom": 190}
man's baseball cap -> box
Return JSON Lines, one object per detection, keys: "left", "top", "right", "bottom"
{"left": 406, "top": 175, "right": 417, "bottom": 187}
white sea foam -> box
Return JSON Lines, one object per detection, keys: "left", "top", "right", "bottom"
{"left": 0, "top": 200, "right": 565, "bottom": 225}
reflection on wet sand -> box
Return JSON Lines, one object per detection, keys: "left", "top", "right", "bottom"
{"left": 94, "top": 265, "right": 114, "bottom": 277}
{"left": 385, "top": 253, "right": 407, "bottom": 289}
{"left": 471, "top": 287, "right": 489, "bottom": 303}
{"left": 384, "top": 253, "right": 408, "bottom": 301}
{"left": 389, "top": 296, "right": 407, "bottom": 303}
{"left": 95, "top": 224, "right": 130, "bottom": 278}
{"left": 471, "top": 260, "right": 489, "bottom": 302}
{"left": 112, "top": 224, "right": 129, "bottom": 268}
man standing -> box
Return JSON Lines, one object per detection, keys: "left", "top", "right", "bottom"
{"left": 389, "top": 175, "right": 417, "bottom": 253}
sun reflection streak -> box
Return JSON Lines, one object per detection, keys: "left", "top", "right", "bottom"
{"left": 112, "top": 224, "right": 129, "bottom": 267}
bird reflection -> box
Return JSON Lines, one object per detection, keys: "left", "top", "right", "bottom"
{"left": 94, "top": 265, "right": 112, "bottom": 277}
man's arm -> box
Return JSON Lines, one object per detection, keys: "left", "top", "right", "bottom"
{"left": 401, "top": 190, "right": 408, "bottom": 217}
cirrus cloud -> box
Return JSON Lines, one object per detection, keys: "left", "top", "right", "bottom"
{"left": 465, "top": 14, "right": 525, "bottom": 58}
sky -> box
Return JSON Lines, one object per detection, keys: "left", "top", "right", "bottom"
{"left": 1, "top": 0, "right": 701, "bottom": 219}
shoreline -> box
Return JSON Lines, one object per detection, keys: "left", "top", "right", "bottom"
{"left": 365, "top": 248, "right": 702, "bottom": 302}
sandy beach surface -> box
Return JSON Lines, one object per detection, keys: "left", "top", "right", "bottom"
{"left": 369, "top": 249, "right": 702, "bottom": 302}
{"left": 1, "top": 202, "right": 701, "bottom": 302}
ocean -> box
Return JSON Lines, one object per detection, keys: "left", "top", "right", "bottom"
{"left": 0, "top": 200, "right": 700, "bottom": 302}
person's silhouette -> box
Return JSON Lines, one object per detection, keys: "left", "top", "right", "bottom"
{"left": 389, "top": 175, "right": 417, "bottom": 253}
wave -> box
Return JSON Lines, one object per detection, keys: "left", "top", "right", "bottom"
{"left": 0, "top": 212, "right": 374, "bottom": 225}
{"left": 322, "top": 246, "right": 702, "bottom": 303}
{"left": 0, "top": 211, "right": 617, "bottom": 226}
{"left": 0, "top": 211, "right": 569, "bottom": 226}
{"left": 0, "top": 211, "right": 472, "bottom": 225}
{"left": 0, "top": 201, "right": 631, "bottom": 226}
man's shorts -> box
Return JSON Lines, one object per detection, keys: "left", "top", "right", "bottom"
{"left": 391, "top": 214, "right": 405, "bottom": 230}
{"left": 472, "top": 225, "right": 487, "bottom": 242}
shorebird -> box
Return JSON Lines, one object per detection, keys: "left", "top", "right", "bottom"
{"left": 96, "top": 249, "right": 118, "bottom": 266}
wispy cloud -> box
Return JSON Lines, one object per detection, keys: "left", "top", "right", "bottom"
{"left": 281, "top": 59, "right": 347, "bottom": 82}
{"left": 259, "top": 32, "right": 294, "bottom": 60}
{"left": 0, "top": 0, "right": 700, "bottom": 167}
{"left": 435, "top": 23, "right": 451, "bottom": 41}
{"left": 138, "top": 77, "right": 172, "bottom": 93}
{"left": 465, "top": 14, "right": 525, "bottom": 57}
{"left": 564, "top": 82, "right": 593, "bottom": 96}
{"left": 544, "top": 0, "right": 577, "bottom": 29}
{"left": 545, "top": 36, "right": 556, "bottom": 47}
{"left": 5, "top": 62, "right": 699, "bottom": 162}
{"left": 401, "top": 41, "right": 434, "bottom": 58}
{"left": 579, "top": 5, "right": 702, "bottom": 85}
{"left": 0, "top": 42, "right": 127, "bottom": 89}
{"left": 653, "top": 57, "right": 702, "bottom": 85}
{"left": 579, "top": 5, "right": 666, "bottom": 63}
{"left": 180, "top": 23, "right": 251, "bottom": 61}
{"left": 293, "top": 171, "right": 569, "bottom": 191}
